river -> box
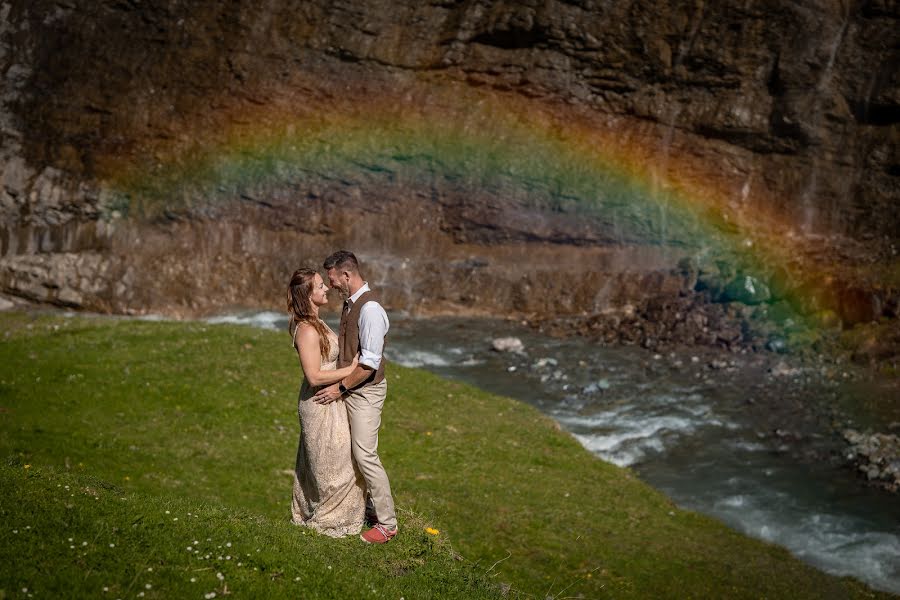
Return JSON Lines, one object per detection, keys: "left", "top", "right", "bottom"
{"left": 208, "top": 311, "right": 900, "bottom": 595}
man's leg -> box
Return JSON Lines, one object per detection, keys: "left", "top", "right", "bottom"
{"left": 345, "top": 380, "right": 397, "bottom": 530}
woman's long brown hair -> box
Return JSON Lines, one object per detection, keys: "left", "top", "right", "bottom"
{"left": 286, "top": 268, "right": 330, "bottom": 360}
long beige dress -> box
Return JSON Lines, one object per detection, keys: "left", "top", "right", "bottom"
{"left": 291, "top": 325, "right": 366, "bottom": 537}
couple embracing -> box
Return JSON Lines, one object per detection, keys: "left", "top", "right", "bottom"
{"left": 286, "top": 250, "right": 397, "bottom": 544}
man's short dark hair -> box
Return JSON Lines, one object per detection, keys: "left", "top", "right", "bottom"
{"left": 323, "top": 250, "right": 359, "bottom": 274}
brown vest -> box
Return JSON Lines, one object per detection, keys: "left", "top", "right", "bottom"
{"left": 338, "top": 290, "right": 387, "bottom": 385}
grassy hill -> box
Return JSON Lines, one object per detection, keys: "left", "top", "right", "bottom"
{"left": 1, "top": 464, "right": 496, "bottom": 599}
{"left": 0, "top": 311, "right": 890, "bottom": 598}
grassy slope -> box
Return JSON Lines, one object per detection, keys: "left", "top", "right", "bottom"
{"left": 0, "top": 312, "right": 889, "bottom": 599}
{"left": 1, "top": 465, "right": 496, "bottom": 599}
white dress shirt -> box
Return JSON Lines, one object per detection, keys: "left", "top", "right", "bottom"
{"left": 349, "top": 282, "right": 389, "bottom": 370}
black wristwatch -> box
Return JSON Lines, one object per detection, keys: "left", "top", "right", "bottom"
{"left": 339, "top": 382, "right": 349, "bottom": 395}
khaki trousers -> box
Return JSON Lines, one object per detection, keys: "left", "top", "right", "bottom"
{"left": 344, "top": 379, "right": 397, "bottom": 529}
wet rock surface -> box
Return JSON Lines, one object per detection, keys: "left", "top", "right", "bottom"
{"left": 529, "top": 253, "right": 900, "bottom": 370}
{"left": 2, "top": 4, "right": 898, "bottom": 280}
{"left": 843, "top": 429, "right": 900, "bottom": 493}
{"left": 3, "top": 1, "right": 898, "bottom": 237}
{"left": 491, "top": 336, "right": 525, "bottom": 353}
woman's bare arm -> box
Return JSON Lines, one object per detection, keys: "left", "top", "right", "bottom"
{"left": 295, "top": 324, "right": 358, "bottom": 387}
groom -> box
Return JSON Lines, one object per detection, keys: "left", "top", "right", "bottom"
{"left": 313, "top": 250, "right": 398, "bottom": 544}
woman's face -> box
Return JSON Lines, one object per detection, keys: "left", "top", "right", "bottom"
{"left": 309, "top": 273, "right": 329, "bottom": 307}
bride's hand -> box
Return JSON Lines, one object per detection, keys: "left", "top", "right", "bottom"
{"left": 351, "top": 354, "right": 360, "bottom": 368}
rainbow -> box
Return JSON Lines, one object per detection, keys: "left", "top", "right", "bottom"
{"left": 101, "top": 75, "right": 846, "bottom": 326}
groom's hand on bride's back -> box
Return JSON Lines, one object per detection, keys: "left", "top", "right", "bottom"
{"left": 312, "top": 383, "right": 342, "bottom": 404}
{"left": 312, "top": 354, "right": 360, "bottom": 404}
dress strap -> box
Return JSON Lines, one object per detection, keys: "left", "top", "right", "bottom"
{"left": 291, "top": 321, "right": 301, "bottom": 349}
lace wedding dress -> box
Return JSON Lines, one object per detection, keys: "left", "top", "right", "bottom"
{"left": 291, "top": 325, "right": 365, "bottom": 537}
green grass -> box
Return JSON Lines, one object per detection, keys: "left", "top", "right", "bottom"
{"left": 0, "top": 312, "right": 891, "bottom": 599}
{"left": 1, "top": 465, "right": 494, "bottom": 599}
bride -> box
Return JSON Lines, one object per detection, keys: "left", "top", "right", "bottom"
{"left": 287, "top": 267, "right": 365, "bottom": 537}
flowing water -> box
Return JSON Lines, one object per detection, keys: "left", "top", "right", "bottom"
{"left": 209, "top": 311, "right": 900, "bottom": 594}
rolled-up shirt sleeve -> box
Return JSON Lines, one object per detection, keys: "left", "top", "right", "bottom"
{"left": 358, "top": 302, "right": 389, "bottom": 370}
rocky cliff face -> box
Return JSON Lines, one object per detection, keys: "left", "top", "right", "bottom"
{"left": 0, "top": 0, "right": 897, "bottom": 331}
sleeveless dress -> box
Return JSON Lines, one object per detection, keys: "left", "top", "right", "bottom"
{"left": 291, "top": 324, "right": 366, "bottom": 537}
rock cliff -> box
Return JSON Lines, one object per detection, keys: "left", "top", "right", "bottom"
{"left": 1, "top": 0, "right": 897, "bottom": 335}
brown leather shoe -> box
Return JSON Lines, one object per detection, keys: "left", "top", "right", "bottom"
{"left": 360, "top": 524, "right": 397, "bottom": 544}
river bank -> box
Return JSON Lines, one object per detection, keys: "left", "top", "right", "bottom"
{"left": 529, "top": 300, "right": 900, "bottom": 495}
{"left": 205, "top": 309, "right": 900, "bottom": 594}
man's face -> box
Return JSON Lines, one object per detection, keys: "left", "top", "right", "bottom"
{"left": 326, "top": 268, "right": 350, "bottom": 297}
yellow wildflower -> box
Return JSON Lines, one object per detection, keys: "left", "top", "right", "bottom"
{"left": 425, "top": 527, "right": 439, "bottom": 536}
{"left": 23, "top": 464, "right": 31, "bottom": 470}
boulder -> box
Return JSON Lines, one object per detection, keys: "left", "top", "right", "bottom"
{"left": 491, "top": 337, "right": 525, "bottom": 353}
{"left": 843, "top": 429, "right": 900, "bottom": 493}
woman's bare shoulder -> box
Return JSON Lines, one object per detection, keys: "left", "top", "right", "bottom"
{"left": 293, "top": 321, "right": 321, "bottom": 342}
